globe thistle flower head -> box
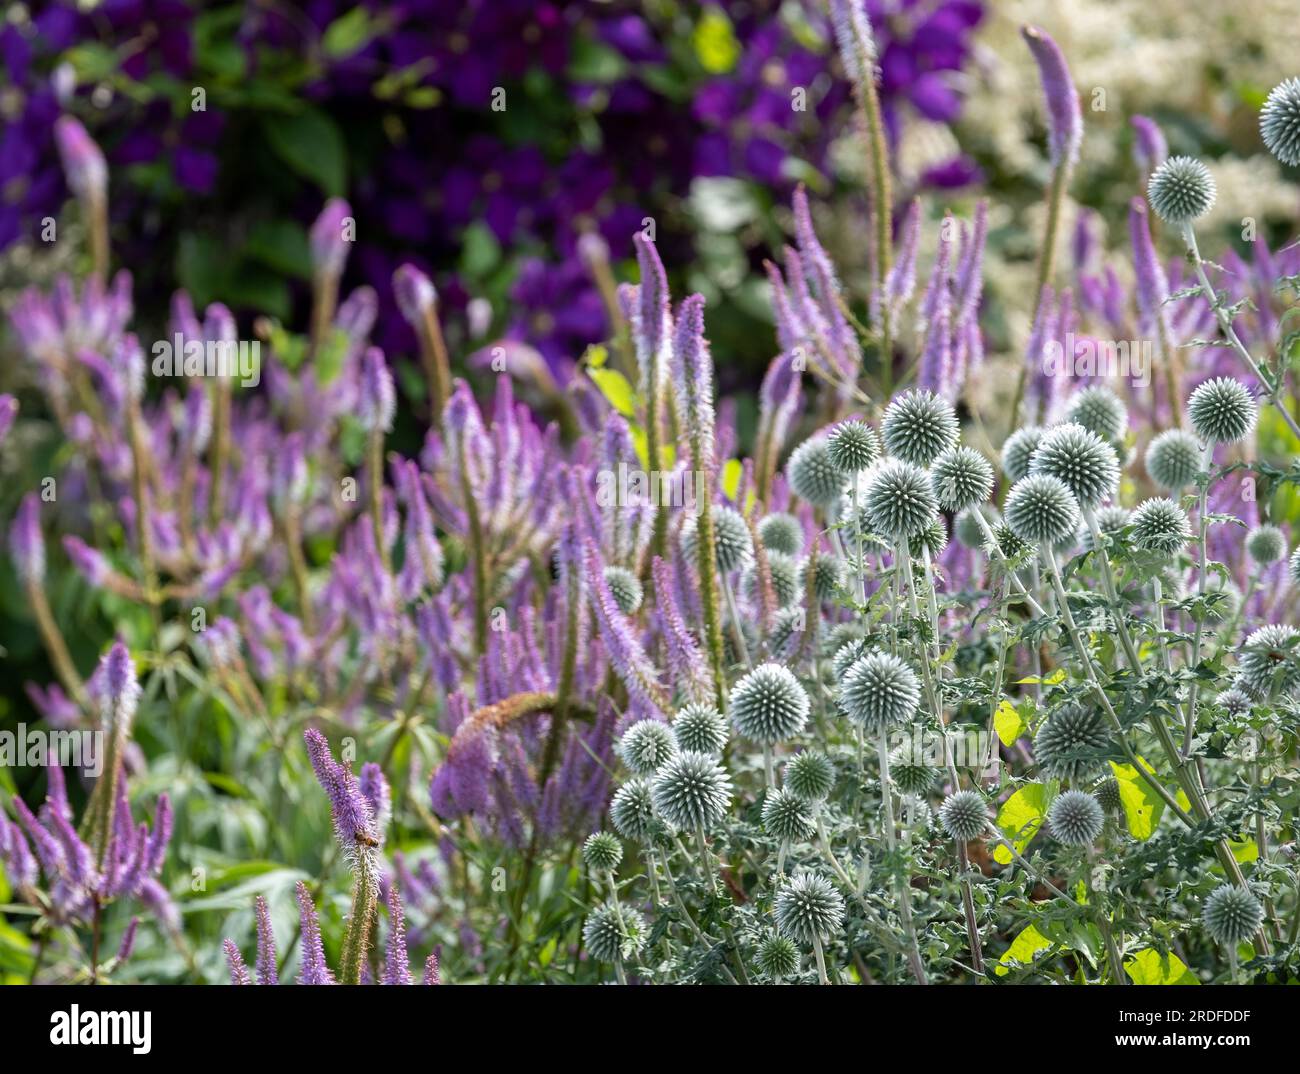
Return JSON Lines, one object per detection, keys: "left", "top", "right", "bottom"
{"left": 1005, "top": 474, "right": 1081, "bottom": 546}
{"left": 1188, "top": 378, "right": 1256, "bottom": 444}
{"left": 759, "top": 513, "right": 803, "bottom": 556}
{"left": 913, "top": 516, "right": 949, "bottom": 559}
{"left": 762, "top": 786, "right": 816, "bottom": 842}
{"left": 881, "top": 389, "right": 959, "bottom": 466}
{"left": 1245, "top": 524, "right": 1286, "bottom": 566}
{"left": 1147, "top": 156, "right": 1216, "bottom": 225}
{"left": 1066, "top": 386, "right": 1128, "bottom": 443}
{"left": 1202, "top": 884, "right": 1264, "bottom": 946}
{"left": 1237, "top": 624, "right": 1300, "bottom": 698}
{"left": 1095, "top": 776, "right": 1122, "bottom": 812}
{"left": 864, "top": 458, "right": 938, "bottom": 540}
{"left": 603, "top": 566, "right": 643, "bottom": 614}
{"left": 582, "top": 832, "right": 623, "bottom": 873}
{"left": 787, "top": 436, "right": 844, "bottom": 507}
{"left": 784, "top": 751, "right": 835, "bottom": 802}
{"left": 681, "top": 505, "right": 753, "bottom": 573}
{"left": 1217, "top": 686, "right": 1253, "bottom": 715}
{"left": 955, "top": 505, "right": 1000, "bottom": 549}
{"left": 730, "top": 663, "right": 810, "bottom": 744}
{"left": 1047, "top": 790, "right": 1104, "bottom": 845}
{"left": 1260, "top": 78, "right": 1300, "bottom": 166}
{"left": 775, "top": 872, "right": 845, "bottom": 944}
{"left": 1029, "top": 423, "right": 1119, "bottom": 511}
{"left": 1131, "top": 498, "right": 1191, "bottom": 557}
{"left": 1081, "top": 505, "right": 1130, "bottom": 553}
{"left": 826, "top": 420, "right": 880, "bottom": 474}
{"left": 891, "top": 741, "right": 939, "bottom": 796}
{"left": 939, "top": 790, "right": 989, "bottom": 842}
{"left": 673, "top": 703, "right": 728, "bottom": 755}
{"left": 1035, "top": 704, "right": 1112, "bottom": 782}
{"left": 1145, "top": 429, "right": 1202, "bottom": 490}
{"left": 799, "top": 555, "right": 845, "bottom": 601}
{"left": 609, "top": 778, "right": 658, "bottom": 842}
{"left": 757, "top": 933, "right": 800, "bottom": 979}
{"left": 652, "top": 751, "right": 733, "bottom": 831}
{"left": 583, "top": 903, "right": 648, "bottom": 962}
{"left": 746, "top": 550, "right": 800, "bottom": 607}
{"left": 618, "top": 719, "right": 678, "bottom": 776}
{"left": 1001, "top": 425, "right": 1045, "bottom": 482}
{"left": 931, "top": 446, "right": 995, "bottom": 512}
{"left": 839, "top": 651, "right": 921, "bottom": 732}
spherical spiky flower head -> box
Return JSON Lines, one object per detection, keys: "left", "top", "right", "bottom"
{"left": 864, "top": 458, "right": 938, "bottom": 541}
{"left": 882, "top": 389, "right": 959, "bottom": 466}
{"left": 1217, "top": 686, "right": 1253, "bottom": 715}
{"left": 1188, "top": 377, "right": 1256, "bottom": 444}
{"left": 891, "top": 741, "right": 939, "bottom": 796}
{"left": 939, "top": 790, "right": 989, "bottom": 842}
{"left": 787, "top": 436, "right": 844, "bottom": 507}
{"left": 1291, "top": 546, "right": 1300, "bottom": 588}
{"left": 826, "top": 420, "right": 880, "bottom": 474}
{"left": 652, "top": 750, "right": 733, "bottom": 831}
{"left": 759, "top": 512, "right": 803, "bottom": 556}
{"left": 799, "top": 554, "right": 845, "bottom": 601}
{"left": 1029, "top": 423, "right": 1119, "bottom": 511}
{"left": 1095, "top": 776, "right": 1122, "bottom": 812}
{"left": 913, "top": 516, "right": 948, "bottom": 558}
{"left": 1201, "top": 884, "right": 1264, "bottom": 946}
{"left": 746, "top": 550, "right": 800, "bottom": 607}
{"left": 1066, "top": 386, "right": 1128, "bottom": 443}
{"left": 1081, "top": 505, "right": 1130, "bottom": 553}
{"left": 582, "top": 831, "right": 623, "bottom": 873}
{"left": 583, "top": 902, "right": 647, "bottom": 962}
{"left": 775, "top": 872, "right": 845, "bottom": 944}
{"left": 1005, "top": 474, "right": 1081, "bottom": 545}
{"left": 682, "top": 505, "right": 753, "bottom": 574}
{"left": 609, "top": 778, "right": 658, "bottom": 842}
{"left": 762, "top": 786, "right": 816, "bottom": 842}
{"left": 784, "top": 751, "right": 835, "bottom": 802}
{"left": 603, "top": 565, "right": 643, "bottom": 615}
{"left": 829, "top": 633, "right": 868, "bottom": 679}
{"left": 955, "top": 505, "right": 1000, "bottom": 549}
{"left": 1131, "top": 498, "right": 1191, "bottom": 557}
{"left": 1261, "top": 78, "right": 1300, "bottom": 166}
{"left": 839, "top": 651, "right": 921, "bottom": 732}
{"left": 730, "top": 663, "right": 810, "bottom": 744}
{"left": 1147, "top": 155, "right": 1216, "bottom": 225}
{"left": 618, "top": 719, "right": 678, "bottom": 776}
{"left": 1001, "top": 425, "right": 1045, "bottom": 482}
{"left": 931, "top": 446, "right": 995, "bottom": 513}
{"left": 757, "top": 933, "right": 800, "bottom": 978}
{"left": 1145, "top": 429, "right": 1203, "bottom": 491}
{"left": 1035, "top": 704, "right": 1111, "bottom": 782}
{"left": 1047, "top": 790, "right": 1104, "bottom": 845}
{"left": 673, "top": 703, "right": 728, "bottom": 755}
{"left": 1245, "top": 524, "right": 1286, "bottom": 566}
{"left": 1237, "top": 624, "right": 1300, "bottom": 698}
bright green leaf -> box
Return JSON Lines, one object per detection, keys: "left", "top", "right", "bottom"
{"left": 721, "top": 459, "right": 743, "bottom": 502}
{"left": 1109, "top": 758, "right": 1165, "bottom": 840}
{"left": 995, "top": 923, "right": 1053, "bottom": 976}
{"left": 992, "top": 783, "right": 1046, "bottom": 865}
{"left": 1124, "top": 948, "right": 1199, "bottom": 985}
{"left": 993, "top": 698, "right": 1025, "bottom": 748}
{"left": 588, "top": 367, "right": 636, "bottom": 418}
{"left": 693, "top": 8, "right": 740, "bottom": 74}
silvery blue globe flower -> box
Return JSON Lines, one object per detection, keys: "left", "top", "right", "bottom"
{"left": 618, "top": 719, "right": 678, "bottom": 776}
{"left": 680, "top": 505, "right": 753, "bottom": 574}
{"left": 1236, "top": 624, "right": 1300, "bottom": 698}
{"left": 775, "top": 872, "right": 845, "bottom": 944}
{"left": 603, "top": 565, "right": 643, "bottom": 615}
{"left": 1047, "top": 790, "right": 1104, "bottom": 845}
{"left": 955, "top": 504, "right": 1001, "bottom": 549}
{"left": 762, "top": 786, "right": 816, "bottom": 842}
{"left": 939, "top": 790, "right": 990, "bottom": 842}
{"left": 1147, "top": 155, "right": 1216, "bottom": 225}
{"left": 864, "top": 458, "right": 939, "bottom": 541}
{"left": 1131, "top": 498, "right": 1191, "bottom": 557}
{"left": 768, "top": 607, "right": 804, "bottom": 660}
{"left": 651, "top": 750, "right": 733, "bottom": 831}
{"left": 583, "top": 831, "right": 623, "bottom": 873}
{"left": 839, "top": 651, "right": 921, "bottom": 732}
{"left": 730, "top": 663, "right": 810, "bottom": 744}
{"left": 1217, "top": 686, "right": 1253, "bottom": 715}
{"left": 609, "top": 778, "right": 659, "bottom": 843}
{"left": 1080, "top": 505, "right": 1130, "bottom": 553}
{"left": 891, "top": 741, "right": 939, "bottom": 795}
{"left": 745, "top": 550, "right": 800, "bottom": 608}
{"left": 759, "top": 513, "right": 804, "bottom": 557}
{"left": 1001, "top": 425, "right": 1045, "bottom": 482}
{"left": 673, "top": 703, "right": 728, "bottom": 755}
{"left": 1145, "top": 429, "right": 1202, "bottom": 491}
{"left": 1260, "top": 78, "right": 1300, "bottom": 166}
{"left": 1034, "top": 704, "right": 1111, "bottom": 781}
{"left": 1245, "top": 524, "right": 1286, "bottom": 566}
{"left": 1201, "top": 884, "right": 1264, "bottom": 946}
{"left": 1005, "top": 474, "right": 1081, "bottom": 546}
{"left": 931, "top": 446, "right": 995, "bottom": 513}
{"left": 1095, "top": 776, "right": 1121, "bottom": 813}
{"left": 881, "top": 389, "right": 959, "bottom": 466}
{"left": 1028, "top": 423, "right": 1119, "bottom": 511}
{"left": 826, "top": 420, "right": 880, "bottom": 474}
{"left": 799, "top": 554, "right": 845, "bottom": 601}
{"left": 1188, "top": 378, "right": 1257, "bottom": 444}
{"left": 757, "top": 933, "right": 800, "bottom": 978}
{"left": 1066, "top": 386, "right": 1128, "bottom": 443}
{"left": 784, "top": 751, "right": 835, "bottom": 802}
{"left": 583, "top": 902, "right": 647, "bottom": 962}
{"left": 787, "top": 436, "right": 844, "bottom": 507}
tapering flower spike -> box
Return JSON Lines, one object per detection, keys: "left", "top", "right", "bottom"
{"left": 9, "top": 492, "right": 44, "bottom": 586}
{"left": 1021, "top": 26, "right": 1082, "bottom": 168}
{"left": 295, "top": 880, "right": 336, "bottom": 985}
{"left": 254, "top": 894, "right": 278, "bottom": 985}
{"left": 309, "top": 198, "right": 353, "bottom": 278}
{"left": 1131, "top": 115, "right": 1167, "bottom": 177}
{"left": 383, "top": 885, "right": 412, "bottom": 985}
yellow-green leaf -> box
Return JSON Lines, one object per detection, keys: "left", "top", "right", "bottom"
{"left": 1229, "top": 838, "right": 1258, "bottom": 863}
{"left": 995, "top": 923, "right": 1053, "bottom": 977}
{"left": 1014, "top": 669, "right": 1066, "bottom": 685}
{"left": 721, "top": 458, "right": 743, "bottom": 502}
{"left": 992, "top": 783, "right": 1046, "bottom": 865}
{"left": 993, "top": 698, "right": 1025, "bottom": 748}
{"left": 693, "top": 8, "right": 740, "bottom": 74}
{"left": 1124, "top": 948, "right": 1198, "bottom": 985}
{"left": 588, "top": 367, "right": 636, "bottom": 418}
{"left": 1109, "top": 758, "right": 1165, "bottom": 840}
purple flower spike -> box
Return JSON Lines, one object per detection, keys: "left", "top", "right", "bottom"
{"left": 53, "top": 115, "right": 107, "bottom": 201}
{"left": 392, "top": 264, "right": 437, "bottom": 325}
{"left": 359, "top": 763, "right": 391, "bottom": 840}
{"left": 883, "top": 200, "right": 922, "bottom": 315}
{"left": 0, "top": 394, "right": 17, "bottom": 445}
{"left": 295, "top": 881, "right": 336, "bottom": 985}
{"left": 1021, "top": 26, "right": 1082, "bottom": 168}
{"left": 303, "top": 728, "right": 379, "bottom": 861}
{"left": 382, "top": 885, "right": 412, "bottom": 985}
{"left": 8, "top": 493, "right": 44, "bottom": 586}
{"left": 97, "top": 641, "right": 141, "bottom": 735}
{"left": 423, "top": 949, "right": 441, "bottom": 985}
{"left": 63, "top": 535, "right": 110, "bottom": 587}
{"left": 224, "top": 939, "right": 252, "bottom": 985}
{"left": 1131, "top": 115, "right": 1168, "bottom": 177}
{"left": 116, "top": 917, "right": 139, "bottom": 965}
{"left": 652, "top": 556, "right": 711, "bottom": 704}
{"left": 829, "top": 0, "right": 877, "bottom": 82}
{"left": 254, "top": 895, "right": 278, "bottom": 985}
{"left": 358, "top": 346, "right": 396, "bottom": 433}
{"left": 1129, "top": 198, "right": 1171, "bottom": 339}
{"left": 671, "top": 293, "right": 715, "bottom": 457}
{"left": 633, "top": 233, "right": 670, "bottom": 386}
{"left": 583, "top": 540, "right": 664, "bottom": 714}
{"left": 309, "top": 198, "right": 354, "bottom": 277}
